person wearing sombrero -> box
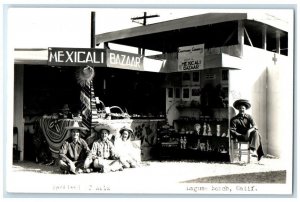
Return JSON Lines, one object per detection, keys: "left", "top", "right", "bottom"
{"left": 114, "top": 126, "right": 139, "bottom": 169}
{"left": 230, "top": 99, "right": 265, "bottom": 162}
{"left": 58, "top": 104, "right": 73, "bottom": 119}
{"left": 58, "top": 121, "right": 90, "bottom": 174}
{"left": 84, "top": 124, "right": 123, "bottom": 173}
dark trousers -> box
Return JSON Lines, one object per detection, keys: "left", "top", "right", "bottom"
{"left": 236, "top": 130, "right": 264, "bottom": 160}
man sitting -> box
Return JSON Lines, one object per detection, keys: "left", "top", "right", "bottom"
{"left": 230, "top": 99, "right": 264, "bottom": 162}
{"left": 58, "top": 121, "right": 90, "bottom": 174}
{"left": 84, "top": 124, "right": 123, "bottom": 173}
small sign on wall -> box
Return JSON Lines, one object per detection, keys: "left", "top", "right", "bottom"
{"left": 178, "top": 44, "right": 204, "bottom": 71}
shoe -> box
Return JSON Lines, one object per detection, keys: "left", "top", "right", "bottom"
{"left": 250, "top": 150, "right": 258, "bottom": 157}
{"left": 76, "top": 168, "right": 83, "bottom": 174}
{"left": 130, "top": 164, "right": 136, "bottom": 168}
{"left": 257, "top": 156, "right": 264, "bottom": 165}
{"left": 84, "top": 168, "right": 93, "bottom": 173}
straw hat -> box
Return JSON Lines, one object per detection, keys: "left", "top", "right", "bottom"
{"left": 119, "top": 126, "right": 133, "bottom": 141}
{"left": 65, "top": 121, "right": 88, "bottom": 131}
{"left": 119, "top": 126, "right": 133, "bottom": 137}
{"left": 233, "top": 99, "right": 251, "bottom": 110}
{"left": 94, "top": 124, "right": 113, "bottom": 134}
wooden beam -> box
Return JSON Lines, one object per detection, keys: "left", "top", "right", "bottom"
{"left": 244, "top": 27, "right": 253, "bottom": 47}
{"left": 276, "top": 30, "right": 281, "bottom": 54}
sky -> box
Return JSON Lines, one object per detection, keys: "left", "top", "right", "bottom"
{"left": 9, "top": 8, "right": 207, "bottom": 50}
{"left": 8, "top": 8, "right": 293, "bottom": 53}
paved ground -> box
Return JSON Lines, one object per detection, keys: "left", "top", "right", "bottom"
{"left": 7, "top": 155, "right": 289, "bottom": 194}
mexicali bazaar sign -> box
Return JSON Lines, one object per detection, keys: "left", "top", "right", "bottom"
{"left": 178, "top": 44, "right": 204, "bottom": 71}
{"left": 48, "top": 48, "right": 144, "bottom": 71}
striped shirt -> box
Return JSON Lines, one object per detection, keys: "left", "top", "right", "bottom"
{"left": 89, "top": 140, "right": 118, "bottom": 160}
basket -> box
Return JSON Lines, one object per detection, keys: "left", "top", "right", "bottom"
{"left": 96, "top": 99, "right": 131, "bottom": 120}
{"left": 109, "top": 106, "right": 131, "bottom": 119}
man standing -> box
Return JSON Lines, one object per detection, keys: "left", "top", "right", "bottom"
{"left": 230, "top": 99, "right": 264, "bottom": 162}
{"left": 58, "top": 121, "right": 90, "bottom": 174}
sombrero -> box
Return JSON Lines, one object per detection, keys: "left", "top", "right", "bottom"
{"left": 61, "top": 104, "right": 70, "bottom": 111}
{"left": 233, "top": 99, "right": 251, "bottom": 110}
{"left": 65, "top": 121, "right": 88, "bottom": 130}
{"left": 94, "top": 124, "right": 114, "bottom": 133}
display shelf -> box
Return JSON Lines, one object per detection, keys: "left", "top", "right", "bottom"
{"left": 157, "top": 131, "right": 230, "bottom": 161}
{"left": 157, "top": 147, "right": 230, "bottom": 162}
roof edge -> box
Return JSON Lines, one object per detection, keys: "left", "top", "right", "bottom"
{"left": 95, "top": 13, "right": 248, "bottom": 44}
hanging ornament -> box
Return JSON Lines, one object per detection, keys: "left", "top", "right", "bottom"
{"left": 76, "top": 65, "right": 95, "bottom": 87}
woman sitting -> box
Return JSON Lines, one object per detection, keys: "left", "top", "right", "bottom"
{"left": 114, "top": 126, "right": 140, "bottom": 169}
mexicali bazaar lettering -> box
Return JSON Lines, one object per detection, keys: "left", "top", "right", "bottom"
{"left": 182, "top": 60, "right": 202, "bottom": 70}
{"left": 48, "top": 50, "right": 105, "bottom": 64}
{"left": 109, "top": 52, "right": 142, "bottom": 68}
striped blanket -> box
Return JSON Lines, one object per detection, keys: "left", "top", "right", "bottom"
{"left": 39, "top": 117, "right": 74, "bottom": 158}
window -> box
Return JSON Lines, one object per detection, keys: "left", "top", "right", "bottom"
{"left": 182, "top": 72, "right": 191, "bottom": 81}
{"left": 167, "top": 88, "right": 173, "bottom": 98}
{"left": 192, "top": 72, "right": 200, "bottom": 82}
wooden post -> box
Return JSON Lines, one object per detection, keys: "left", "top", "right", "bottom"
{"left": 238, "top": 20, "right": 244, "bottom": 57}
{"left": 276, "top": 31, "right": 281, "bottom": 54}
{"left": 14, "top": 65, "right": 24, "bottom": 161}
{"left": 262, "top": 25, "right": 267, "bottom": 50}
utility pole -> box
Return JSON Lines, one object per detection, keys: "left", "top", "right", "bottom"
{"left": 131, "top": 12, "right": 160, "bottom": 26}
{"left": 80, "top": 11, "right": 97, "bottom": 137}
{"left": 91, "top": 11, "right": 96, "bottom": 48}
{"left": 131, "top": 12, "right": 160, "bottom": 55}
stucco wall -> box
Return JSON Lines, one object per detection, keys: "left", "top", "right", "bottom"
{"left": 266, "top": 49, "right": 293, "bottom": 161}
{"left": 229, "top": 45, "right": 292, "bottom": 160}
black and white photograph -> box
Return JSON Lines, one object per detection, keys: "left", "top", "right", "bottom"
{"left": 1, "top": 1, "right": 297, "bottom": 197}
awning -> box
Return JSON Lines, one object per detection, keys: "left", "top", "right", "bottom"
{"left": 95, "top": 12, "right": 288, "bottom": 52}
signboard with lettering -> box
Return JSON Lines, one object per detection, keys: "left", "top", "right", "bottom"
{"left": 106, "top": 50, "right": 144, "bottom": 71}
{"left": 178, "top": 44, "right": 204, "bottom": 71}
{"left": 48, "top": 48, "right": 157, "bottom": 72}
{"left": 48, "top": 47, "right": 106, "bottom": 67}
